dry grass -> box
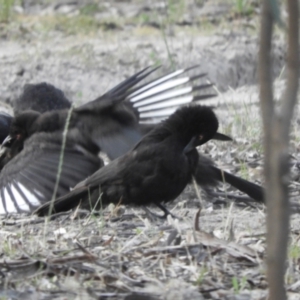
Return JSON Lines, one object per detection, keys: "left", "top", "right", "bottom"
{"left": 0, "top": 204, "right": 267, "bottom": 299}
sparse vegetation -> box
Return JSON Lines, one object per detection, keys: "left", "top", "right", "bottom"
{"left": 289, "top": 244, "right": 300, "bottom": 261}
{"left": 0, "top": 0, "right": 14, "bottom": 23}
{"left": 234, "top": 0, "right": 254, "bottom": 16}
{"left": 80, "top": 3, "right": 102, "bottom": 16}
{"left": 166, "top": 0, "right": 186, "bottom": 23}
{"left": 232, "top": 276, "right": 247, "bottom": 293}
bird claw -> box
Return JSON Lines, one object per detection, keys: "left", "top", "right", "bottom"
{"left": 142, "top": 203, "right": 178, "bottom": 220}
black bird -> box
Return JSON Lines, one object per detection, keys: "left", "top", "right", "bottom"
{"left": 0, "top": 82, "right": 72, "bottom": 158}
{"left": 35, "top": 105, "right": 220, "bottom": 217}
{"left": 14, "top": 82, "right": 71, "bottom": 115}
{"left": 35, "top": 110, "right": 265, "bottom": 217}
{"left": 0, "top": 82, "right": 70, "bottom": 145}
{"left": 0, "top": 66, "right": 222, "bottom": 214}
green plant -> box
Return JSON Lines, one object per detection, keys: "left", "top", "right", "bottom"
{"left": 0, "top": 0, "right": 14, "bottom": 23}
{"left": 2, "top": 239, "right": 16, "bottom": 257}
{"left": 234, "top": 0, "right": 254, "bottom": 16}
{"left": 195, "top": 266, "right": 208, "bottom": 285}
{"left": 289, "top": 244, "right": 300, "bottom": 261}
{"left": 232, "top": 276, "right": 247, "bottom": 293}
{"left": 135, "top": 228, "right": 143, "bottom": 235}
{"left": 167, "top": 0, "right": 185, "bottom": 23}
{"left": 161, "top": 27, "right": 175, "bottom": 69}
{"left": 80, "top": 3, "right": 100, "bottom": 16}
{"left": 138, "top": 13, "right": 151, "bottom": 24}
{"left": 149, "top": 50, "right": 162, "bottom": 66}
{"left": 239, "top": 160, "right": 250, "bottom": 181}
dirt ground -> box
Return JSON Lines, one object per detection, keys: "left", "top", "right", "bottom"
{"left": 0, "top": 1, "right": 300, "bottom": 299}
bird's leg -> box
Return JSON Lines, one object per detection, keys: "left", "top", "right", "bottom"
{"left": 155, "top": 202, "right": 177, "bottom": 218}
{"left": 142, "top": 202, "right": 178, "bottom": 219}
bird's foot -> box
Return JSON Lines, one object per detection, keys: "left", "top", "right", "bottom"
{"left": 142, "top": 202, "right": 178, "bottom": 219}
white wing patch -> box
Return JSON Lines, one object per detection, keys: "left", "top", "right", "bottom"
{"left": 33, "top": 188, "right": 45, "bottom": 199}
{"left": 129, "top": 69, "right": 185, "bottom": 97}
{"left": 140, "top": 107, "right": 177, "bottom": 119}
{"left": 0, "top": 183, "right": 42, "bottom": 214}
{"left": 11, "top": 183, "right": 31, "bottom": 211}
{"left": 0, "top": 192, "right": 6, "bottom": 214}
{"left": 129, "top": 78, "right": 190, "bottom": 102}
{"left": 136, "top": 96, "right": 194, "bottom": 112}
{"left": 3, "top": 187, "right": 16, "bottom": 213}
{"left": 17, "top": 182, "right": 41, "bottom": 207}
{"left": 133, "top": 87, "right": 193, "bottom": 108}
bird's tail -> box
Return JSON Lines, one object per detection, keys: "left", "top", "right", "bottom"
{"left": 210, "top": 166, "right": 265, "bottom": 202}
{"left": 193, "top": 156, "right": 264, "bottom": 202}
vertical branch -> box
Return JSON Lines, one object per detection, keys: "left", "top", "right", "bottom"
{"left": 259, "top": 0, "right": 274, "bottom": 136}
{"left": 281, "top": 0, "right": 299, "bottom": 133}
{"left": 259, "top": 0, "right": 299, "bottom": 299}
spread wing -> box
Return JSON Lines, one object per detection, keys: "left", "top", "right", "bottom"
{"left": 77, "top": 66, "right": 218, "bottom": 159}
{"left": 0, "top": 133, "right": 102, "bottom": 214}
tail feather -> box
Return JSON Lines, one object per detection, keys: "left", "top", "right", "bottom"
{"left": 211, "top": 166, "right": 264, "bottom": 202}
{"left": 193, "top": 156, "right": 264, "bottom": 202}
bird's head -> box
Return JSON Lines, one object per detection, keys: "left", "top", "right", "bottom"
{"left": 166, "top": 105, "right": 220, "bottom": 146}
{"left": 3, "top": 110, "right": 41, "bottom": 148}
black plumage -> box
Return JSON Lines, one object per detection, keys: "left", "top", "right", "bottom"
{"left": 0, "top": 132, "right": 102, "bottom": 214}
{"left": 14, "top": 82, "right": 71, "bottom": 115}
{"left": 193, "top": 155, "right": 264, "bottom": 202}
{"left": 0, "top": 82, "right": 72, "bottom": 168}
{"left": 2, "top": 66, "right": 221, "bottom": 165}
{"left": 1, "top": 82, "right": 71, "bottom": 144}
{"left": 0, "top": 66, "right": 265, "bottom": 215}
{"left": 0, "top": 112, "right": 12, "bottom": 144}
{"left": 35, "top": 105, "right": 220, "bottom": 216}
{"left": 0, "top": 66, "right": 221, "bottom": 214}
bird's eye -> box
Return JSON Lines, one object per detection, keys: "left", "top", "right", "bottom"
{"left": 16, "top": 134, "right": 21, "bottom": 140}
{"left": 199, "top": 135, "right": 203, "bottom": 140}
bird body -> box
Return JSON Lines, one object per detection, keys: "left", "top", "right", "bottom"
{"left": 36, "top": 105, "right": 219, "bottom": 215}
{"left": 78, "top": 134, "right": 198, "bottom": 207}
